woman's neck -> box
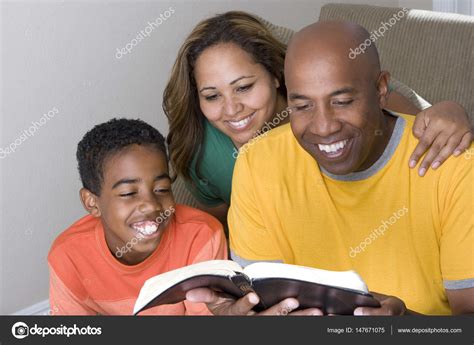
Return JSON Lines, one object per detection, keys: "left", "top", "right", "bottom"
{"left": 232, "top": 94, "right": 289, "bottom": 150}
{"left": 272, "top": 94, "right": 289, "bottom": 125}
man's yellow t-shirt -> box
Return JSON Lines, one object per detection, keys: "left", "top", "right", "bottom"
{"left": 229, "top": 113, "right": 473, "bottom": 315}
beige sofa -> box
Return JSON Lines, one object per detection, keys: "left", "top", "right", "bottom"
{"left": 318, "top": 4, "right": 473, "bottom": 123}
{"left": 172, "top": 4, "right": 474, "bottom": 207}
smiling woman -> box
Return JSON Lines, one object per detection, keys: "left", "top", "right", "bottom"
{"left": 163, "top": 11, "right": 472, "bottom": 227}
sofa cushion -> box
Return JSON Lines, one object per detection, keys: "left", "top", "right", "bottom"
{"left": 319, "top": 3, "right": 473, "bottom": 123}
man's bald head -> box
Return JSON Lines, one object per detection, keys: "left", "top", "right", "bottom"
{"left": 285, "top": 21, "right": 380, "bottom": 84}
{"left": 284, "top": 20, "right": 395, "bottom": 176}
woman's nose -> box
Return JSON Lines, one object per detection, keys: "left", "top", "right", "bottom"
{"left": 223, "top": 96, "right": 243, "bottom": 117}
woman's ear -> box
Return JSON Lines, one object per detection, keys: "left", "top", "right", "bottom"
{"left": 80, "top": 188, "right": 101, "bottom": 217}
{"left": 274, "top": 76, "right": 280, "bottom": 89}
{"left": 376, "top": 71, "right": 391, "bottom": 109}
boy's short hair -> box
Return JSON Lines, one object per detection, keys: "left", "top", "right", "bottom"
{"left": 77, "top": 118, "right": 167, "bottom": 195}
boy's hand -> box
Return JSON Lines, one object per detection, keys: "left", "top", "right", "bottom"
{"left": 186, "top": 288, "right": 323, "bottom": 316}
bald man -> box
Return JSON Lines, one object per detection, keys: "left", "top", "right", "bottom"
{"left": 186, "top": 21, "right": 473, "bottom": 316}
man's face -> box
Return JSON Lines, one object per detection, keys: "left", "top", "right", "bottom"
{"left": 92, "top": 144, "right": 175, "bottom": 263}
{"left": 286, "top": 53, "right": 387, "bottom": 175}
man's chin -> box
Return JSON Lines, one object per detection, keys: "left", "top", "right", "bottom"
{"left": 319, "top": 164, "right": 353, "bottom": 176}
{"left": 313, "top": 155, "right": 355, "bottom": 176}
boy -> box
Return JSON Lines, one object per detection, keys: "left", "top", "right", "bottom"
{"left": 48, "top": 118, "right": 227, "bottom": 315}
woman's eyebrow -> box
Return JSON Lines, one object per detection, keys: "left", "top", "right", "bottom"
{"left": 199, "top": 75, "right": 255, "bottom": 92}
{"left": 229, "top": 75, "right": 255, "bottom": 85}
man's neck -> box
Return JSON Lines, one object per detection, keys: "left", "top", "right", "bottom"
{"left": 356, "top": 109, "right": 398, "bottom": 172}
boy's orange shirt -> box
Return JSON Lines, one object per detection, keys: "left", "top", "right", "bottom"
{"left": 48, "top": 204, "right": 227, "bottom": 315}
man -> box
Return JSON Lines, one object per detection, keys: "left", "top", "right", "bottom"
{"left": 186, "top": 21, "right": 473, "bottom": 315}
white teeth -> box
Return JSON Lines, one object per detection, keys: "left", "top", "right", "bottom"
{"left": 318, "top": 139, "right": 348, "bottom": 154}
{"left": 132, "top": 221, "right": 158, "bottom": 235}
{"left": 227, "top": 113, "right": 255, "bottom": 129}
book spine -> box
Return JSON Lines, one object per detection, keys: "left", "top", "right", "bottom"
{"left": 230, "top": 273, "right": 255, "bottom": 295}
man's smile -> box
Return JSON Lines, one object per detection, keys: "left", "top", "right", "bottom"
{"left": 310, "top": 137, "right": 354, "bottom": 160}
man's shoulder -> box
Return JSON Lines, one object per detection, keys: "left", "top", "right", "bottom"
{"left": 236, "top": 123, "right": 301, "bottom": 163}
{"left": 394, "top": 112, "right": 472, "bottom": 182}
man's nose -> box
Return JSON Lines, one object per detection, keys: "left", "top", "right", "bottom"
{"left": 309, "top": 106, "right": 342, "bottom": 138}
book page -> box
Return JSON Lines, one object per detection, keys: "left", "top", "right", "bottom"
{"left": 243, "top": 262, "right": 369, "bottom": 293}
{"left": 134, "top": 260, "right": 243, "bottom": 314}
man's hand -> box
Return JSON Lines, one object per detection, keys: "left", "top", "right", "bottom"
{"left": 353, "top": 292, "right": 411, "bottom": 316}
{"left": 186, "top": 288, "right": 323, "bottom": 316}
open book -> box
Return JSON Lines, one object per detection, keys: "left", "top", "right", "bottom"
{"left": 133, "top": 260, "right": 380, "bottom": 315}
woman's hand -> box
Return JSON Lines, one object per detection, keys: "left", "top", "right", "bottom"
{"left": 410, "top": 101, "right": 472, "bottom": 176}
{"left": 186, "top": 288, "right": 323, "bottom": 316}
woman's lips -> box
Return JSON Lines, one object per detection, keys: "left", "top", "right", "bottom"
{"left": 225, "top": 112, "right": 256, "bottom": 131}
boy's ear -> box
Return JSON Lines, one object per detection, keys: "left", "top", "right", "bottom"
{"left": 80, "top": 188, "right": 101, "bottom": 218}
{"left": 376, "top": 70, "right": 391, "bottom": 109}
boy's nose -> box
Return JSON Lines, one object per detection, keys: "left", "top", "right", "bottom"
{"left": 138, "top": 196, "right": 162, "bottom": 214}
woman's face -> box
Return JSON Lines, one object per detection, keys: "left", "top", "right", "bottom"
{"left": 194, "top": 43, "right": 281, "bottom": 148}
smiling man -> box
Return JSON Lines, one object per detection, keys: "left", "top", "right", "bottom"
{"left": 187, "top": 21, "right": 473, "bottom": 316}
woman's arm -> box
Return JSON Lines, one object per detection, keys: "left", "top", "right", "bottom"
{"left": 198, "top": 202, "right": 229, "bottom": 237}
{"left": 387, "top": 91, "right": 472, "bottom": 176}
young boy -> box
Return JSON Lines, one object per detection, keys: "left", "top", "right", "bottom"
{"left": 48, "top": 118, "right": 227, "bottom": 315}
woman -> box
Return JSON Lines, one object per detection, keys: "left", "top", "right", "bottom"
{"left": 163, "top": 11, "right": 471, "bottom": 226}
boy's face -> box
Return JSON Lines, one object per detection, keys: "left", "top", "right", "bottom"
{"left": 81, "top": 144, "right": 175, "bottom": 265}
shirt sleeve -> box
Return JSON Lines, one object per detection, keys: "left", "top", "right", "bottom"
{"left": 389, "top": 77, "right": 431, "bottom": 110}
{"left": 183, "top": 215, "right": 228, "bottom": 315}
{"left": 228, "top": 152, "right": 282, "bottom": 265}
{"left": 439, "top": 145, "right": 474, "bottom": 289}
{"left": 49, "top": 265, "right": 96, "bottom": 315}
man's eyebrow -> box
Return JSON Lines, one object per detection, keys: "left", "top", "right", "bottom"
{"left": 288, "top": 87, "right": 356, "bottom": 101}
{"left": 112, "top": 174, "right": 170, "bottom": 189}
{"left": 288, "top": 93, "right": 311, "bottom": 101}
{"left": 330, "top": 87, "right": 355, "bottom": 97}
{"left": 199, "top": 75, "right": 255, "bottom": 92}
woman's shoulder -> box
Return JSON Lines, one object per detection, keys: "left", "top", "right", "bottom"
{"left": 191, "top": 120, "right": 236, "bottom": 172}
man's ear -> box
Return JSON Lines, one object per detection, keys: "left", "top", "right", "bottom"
{"left": 376, "top": 71, "right": 391, "bottom": 109}
{"left": 80, "top": 188, "right": 101, "bottom": 218}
